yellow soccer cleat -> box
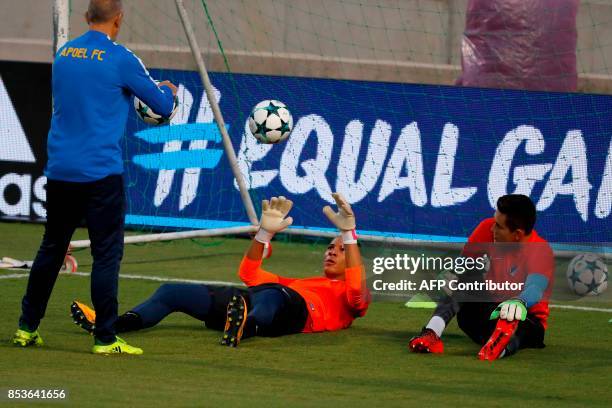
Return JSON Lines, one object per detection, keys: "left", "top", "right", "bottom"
{"left": 92, "top": 336, "right": 143, "bottom": 355}
{"left": 71, "top": 300, "right": 96, "bottom": 335}
{"left": 12, "top": 328, "right": 44, "bottom": 347}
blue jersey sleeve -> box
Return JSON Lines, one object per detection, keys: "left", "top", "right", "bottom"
{"left": 517, "top": 273, "right": 549, "bottom": 307}
{"left": 119, "top": 48, "right": 174, "bottom": 117}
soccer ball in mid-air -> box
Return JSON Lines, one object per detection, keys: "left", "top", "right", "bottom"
{"left": 248, "top": 100, "right": 293, "bottom": 144}
{"left": 133, "top": 94, "right": 178, "bottom": 125}
{"left": 566, "top": 254, "right": 608, "bottom": 296}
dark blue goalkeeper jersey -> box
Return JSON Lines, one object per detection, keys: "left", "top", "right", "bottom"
{"left": 46, "top": 30, "right": 174, "bottom": 182}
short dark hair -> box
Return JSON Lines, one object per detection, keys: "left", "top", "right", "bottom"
{"left": 496, "top": 194, "right": 536, "bottom": 234}
{"left": 87, "top": 0, "right": 122, "bottom": 23}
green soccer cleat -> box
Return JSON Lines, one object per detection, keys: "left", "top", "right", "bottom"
{"left": 12, "top": 328, "right": 44, "bottom": 347}
{"left": 92, "top": 336, "right": 143, "bottom": 355}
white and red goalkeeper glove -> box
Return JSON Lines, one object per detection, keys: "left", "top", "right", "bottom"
{"left": 322, "top": 192, "right": 357, "bottom": 244}
{"left": 254, "top": 196, "right": 294, "bottom": 244}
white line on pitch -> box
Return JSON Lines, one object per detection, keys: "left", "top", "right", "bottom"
{"left": 0, "top": 273, "right": 31, "bottom": 279}
{"left": 0, "top": 270, "right": 244, "bottom": 287}
{"left": 2, "top": 270, "right": 611, "bottom": 313}
{"left": 549, "top": 304, "right": 612, "bottom": 313}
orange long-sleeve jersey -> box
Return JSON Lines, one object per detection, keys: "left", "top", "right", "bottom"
{"left": 239, "top": 256, "right": 370, "bottom": 332}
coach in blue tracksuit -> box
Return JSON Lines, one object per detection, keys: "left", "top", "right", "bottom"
{"left": 13, "top": 0, "right": 177, "bottom": 355}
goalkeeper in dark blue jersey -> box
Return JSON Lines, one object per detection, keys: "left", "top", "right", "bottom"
{"left": 13, "top": 0, "right": 177, "bottom": 355}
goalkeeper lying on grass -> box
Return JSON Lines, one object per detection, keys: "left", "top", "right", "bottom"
{"left": 71, "top": 193, "right": 369, "bottom": 348}
{"left": 409, "top": 194, "right": 554, "bottom": 360}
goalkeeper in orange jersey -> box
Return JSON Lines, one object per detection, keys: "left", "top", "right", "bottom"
{"left": 71, "top": 193, "right": 370, "bottom": 347}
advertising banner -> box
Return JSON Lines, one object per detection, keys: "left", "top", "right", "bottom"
{"left": 125, "top": 69, "right": 612, "bottom": 243}
{"left": 0, "top": 61, "right": 50, "bottom": 221}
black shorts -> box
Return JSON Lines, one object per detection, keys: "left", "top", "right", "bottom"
{"left": 203, "top": 285, "right": 249, "bottom": 331}
{"left": 249, "top": 283, "right": 309, "bottom": 337}
{"left": 202, "top": 284, "right": 308, "bottom": 337}
{"left": 457, "top": 302, "right": 546, "bottom": 349}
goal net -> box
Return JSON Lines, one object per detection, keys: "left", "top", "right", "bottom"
{"left": 59, "top": 0, "right": 612, "bottom": 271}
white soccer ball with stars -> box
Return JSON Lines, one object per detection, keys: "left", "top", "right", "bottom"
{"left": 133, "top": 85, "right": 178, "bottom": 125}
{"left": 248, "top": 100, "right": 293, "bottom": 144}
{"left": 566, "top": 253, "right": 608, "bottom": 296}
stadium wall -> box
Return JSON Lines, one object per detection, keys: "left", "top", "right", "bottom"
{"left": 1, "top": 1, "right": 612, "bottom": 94}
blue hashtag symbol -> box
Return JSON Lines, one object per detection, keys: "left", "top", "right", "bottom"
{"left": 132, "top": 123, "right": 227, "bottom": 170}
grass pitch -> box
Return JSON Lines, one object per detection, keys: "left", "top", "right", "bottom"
{"left": 0, "top": 223, "right": 610, "bottom": 407}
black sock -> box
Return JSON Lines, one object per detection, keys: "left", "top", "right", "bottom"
{"left": 115, "top": 312, "right": 144, "bottom": 333}
{"left": 501, "top": 335, "right": 521, "bottom": 358}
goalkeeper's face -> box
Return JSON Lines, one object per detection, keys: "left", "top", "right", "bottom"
{"left": 323, "top": 237, "right": 346, "bottom": 279}
{"left": 493, "top": 210, "right": 523, "bottom": 243}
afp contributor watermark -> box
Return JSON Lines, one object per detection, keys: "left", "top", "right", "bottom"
{"left": 372, "top": 278, "right": 524, "bottom": 292}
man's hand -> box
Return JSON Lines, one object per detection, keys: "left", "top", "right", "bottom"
{"left": 322, "top": 192, "right": 356, "bottom": 231}
{"left": 158, "top": 80, "right": 178, "bottom": 96}
{"left": 490, "top": 299, "right": 527, "bottom": 322}
{"left": 254, "top": 196, "right": 294, "bottom": 244}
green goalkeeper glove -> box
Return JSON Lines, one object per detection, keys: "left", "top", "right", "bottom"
{"left": 322, "top": 192, "right": 357, "bottom": 244}
{"left": 490, "top": 299, "right": 527, "bottom": 322}
{"left": 254, "top": 196, "right": 294, "bottom": 244}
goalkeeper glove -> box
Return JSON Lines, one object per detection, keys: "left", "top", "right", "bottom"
{"left": 254, "top": 196, "right": 294, "bottom": 244}
{"left": 322, "top": 192, "right": 357, "bottom": 244}
{"left": 490, "top": 299, "right": 527, "bottom": 322}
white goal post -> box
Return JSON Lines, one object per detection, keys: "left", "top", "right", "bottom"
{"left": 52, "top": 0, "right": 69, "bottom": 54}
